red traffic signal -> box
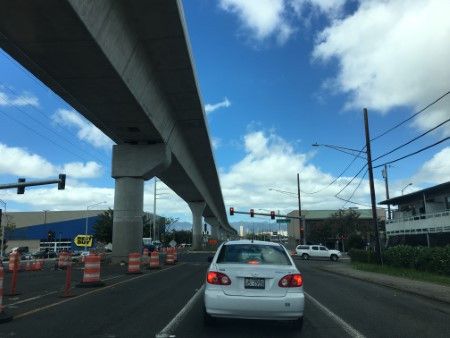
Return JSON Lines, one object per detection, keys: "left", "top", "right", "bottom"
{"left": 250, "top": 209, "right": 254, "bottom": 217}
{"left": 270, "top": 211, "right": 275, "bottom": 220}
{"left": 229, "top": 207, "right": 234, "bottom": 216}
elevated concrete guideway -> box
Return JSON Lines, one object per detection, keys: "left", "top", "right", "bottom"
{"left": 0, "top": 0, "right": 237, "bottom": 258}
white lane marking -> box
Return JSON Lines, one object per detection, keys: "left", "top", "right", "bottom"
{"left": 156, "top": 284, "right": 206, "bottom": 338}
{"left": 304, "top": 291, "right": 366, "bottom": 338}
{"left": 8, "top": 291, "right": 59, "bottom": 306}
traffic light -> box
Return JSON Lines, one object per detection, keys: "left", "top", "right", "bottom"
{"left": 58, "top": 174, "right": 66, "bottom": 190}
{"left": 229, "top": 207, "right": 234, "bottom": 216}
{"left": 250, "top": 209, "right": 254, "bottom": 217}
{"left": 47, "top": 230, "right": 55, "bottom": 242}
{"left": 17, "top": 178, "right": 26, "bottom": 194}
{"left": 270, "top": 211, "right": 275, "bottom": 220}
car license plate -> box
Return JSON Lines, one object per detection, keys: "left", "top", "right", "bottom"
{"left": 244, "top": 277, "right": 265, "bottom": 289}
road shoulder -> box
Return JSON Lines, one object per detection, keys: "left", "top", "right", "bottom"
{"left": 318, "top": 263, "right": 450, "bottom": 305}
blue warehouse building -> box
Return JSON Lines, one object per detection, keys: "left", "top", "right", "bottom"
{"left": 1, "top": 210, "right": 106, "bottom": 253}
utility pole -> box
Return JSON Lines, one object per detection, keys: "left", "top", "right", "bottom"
{"left": 382, "top": 164, "right": 391, "bottom": 220}
{"left": 153, "top": 178, "right": 157, "bottom": 242}
{"left": 364, "top": 108, "right": 382, "bottom": 264}
{"left": 297, "top": 173, "right": 306, "bottom": 245}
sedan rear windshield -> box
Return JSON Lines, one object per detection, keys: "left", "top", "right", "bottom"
{"left": 217, "top": 244, "right": 291, "bottom": 265}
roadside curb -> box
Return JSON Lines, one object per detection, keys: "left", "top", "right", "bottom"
{"left": 317, "top": 264, "right": 450, "bottom": 306}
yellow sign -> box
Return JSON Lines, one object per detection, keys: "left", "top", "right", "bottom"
{"left": 74, "top": 235, "right": 93, "bottom": 247}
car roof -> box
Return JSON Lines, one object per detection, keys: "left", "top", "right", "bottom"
{"left": 224, "top": 240, "right": 282, "bottom": 247}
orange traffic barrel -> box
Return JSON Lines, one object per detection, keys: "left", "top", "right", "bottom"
{"left": 0, "top": 265, "right": 13, "bottom": 323}
{"left": 149, "top": 251, "right": 160, "bottom": 269}
{"left": 8, "top": 252, "right": 19, "bottom": 273}
{"left": 58, "top": 252, "right": 70, "bottom": 269}
{"left": 165, "top": 248, "right": 175, "bottom": 265}
{"left": 76, "top": 254, "right": 105, "bottom": 288}
{"left": 127, "top": 253, "right": 142, "bottom": 274}
{"left": 173, "top": 248, "right": 178, "bottom": 262}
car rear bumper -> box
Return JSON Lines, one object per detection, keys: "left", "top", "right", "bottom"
{"left": 204, "top": 289, "right": 304, "bottom": 320}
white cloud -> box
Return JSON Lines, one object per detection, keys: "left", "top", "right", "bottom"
{"left": 219, "top": 129, "right": 382, "bottom": 212}
{"left": 0, "top": 90, "right": 39, "bottom": 107}
{"left": 290, "top": 0, "right": 346, "bottom": 17}
{"left": 313, "top": 0, "right": 450, "bottom": 135}
{"left": 211, "top": 137, "right": 222, "bottom": 150}
{"left": 205, "top": 97, "right": 231, "bottom": 114}
{"left": 219, "top": 0, "right": 294, "bottom": 44}
{"left": 0, "top": 143, "right": 102, "bottom": 179}
{"left": 0, "top": 143, "right": 55, "bottom": 178}
{"left": 62, "top": 161, "right": 103, "bottom": 179}
{"left": 52, "top": 109, "right": 114, "bottom": 149}
{"left": 412, "top": 147, "right": 450, "bottom": 185}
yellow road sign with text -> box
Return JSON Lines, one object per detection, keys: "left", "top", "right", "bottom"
{"left": 74, "top": 235, "right": 93, "bottom": 247}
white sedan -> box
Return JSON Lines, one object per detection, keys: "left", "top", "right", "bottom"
{"left": 203, "top": 240, "right": 304, "bottom": 328}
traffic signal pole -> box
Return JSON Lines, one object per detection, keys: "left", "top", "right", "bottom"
{"left": 364, "top": 109, "right": 382, "bottom": 265}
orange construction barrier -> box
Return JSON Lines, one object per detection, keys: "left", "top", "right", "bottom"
{"left": 165, "top": 248, "right": 175, "bottom": 265}
{"left": 76, "top": 254, "right": 105, "bottom": 288}
{"left": 0, "top": 265, "right": 13, "bottom": 323}
{"left": 127, "top": 253, "right": 142, "bottom": 274}
{"left": 8, "top": 252, "right": 19, "bottom": 273}
{"left": 60, "top": 254, "right": 75, "bottom": 298}
{"left": 58, "top": 252, "right": 70, "bottom": 269}
{"left": 6, "top": 252, "right": 20, "bottom": 296}
{"left": 149, "top": 251, "right": 160, "bottom": 269}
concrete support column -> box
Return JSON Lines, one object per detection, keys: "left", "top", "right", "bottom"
{"left": 112, "top": 177, "right": 144, "bottom": 262}
{"left": 210, "top": 226, "right": 218, "bottom": 239}
{"left": 189, "top": 202, "right": 205, "bottom": 251}
{"left": 111, "top": 144, "right": 171, "bottom": 262}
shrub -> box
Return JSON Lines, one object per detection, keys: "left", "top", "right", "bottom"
{"left": 348, "top": 249, "right": 377, "bottom": 264}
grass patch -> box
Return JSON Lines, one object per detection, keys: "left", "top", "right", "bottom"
{"left": 352, "top": 262, "right": 450, "bottom": 287}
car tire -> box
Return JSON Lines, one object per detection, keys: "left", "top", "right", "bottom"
{"left": 203, "top": 307, "right": 215, "bottom": 326}
{"left": 302, "top": 253, "right": 310, "bottom": 260}
{"left": 330, "top": 254, "right": 338, "bottom": 261}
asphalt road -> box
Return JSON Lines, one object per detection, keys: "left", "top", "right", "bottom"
{"left": 1, "top": 253, "right": 449, "bottom": 338}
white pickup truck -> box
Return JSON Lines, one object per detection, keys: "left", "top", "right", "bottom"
{"left": 295, "top": 245, "right": 341, "bottom": 261}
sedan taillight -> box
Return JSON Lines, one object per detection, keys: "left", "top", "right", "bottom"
{"left": 207, "top": 271, "right": 232, "bottom": 285}
{"left": 278, "top": 273, "right": 303, "bottom": 287}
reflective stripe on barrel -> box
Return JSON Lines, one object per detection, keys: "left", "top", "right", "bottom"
{"left": 149, "top": 251, "right": 160, "bottom": 269}
{"left": 82, "top": 255, "right": 101, "bottom": 283}
{"left": 128, "top": 253, "right": 141, "bottom": 273}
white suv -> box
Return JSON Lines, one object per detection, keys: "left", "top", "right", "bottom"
{"left": 295, "top": 245, "right": 341, "bottom": 261}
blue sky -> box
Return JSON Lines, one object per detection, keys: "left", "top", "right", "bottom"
{"left": 1, "top": 0, "right": 449, "bottom": 223}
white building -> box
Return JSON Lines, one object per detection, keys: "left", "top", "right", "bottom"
{"left": 379, "top": 181, "right": 450, "bottom": 246}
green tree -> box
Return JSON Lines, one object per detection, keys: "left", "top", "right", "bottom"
{"left": 92, "top": 208, "right": 113, "bottom": 243}
{"left": 330, "top": 209, "right": 361, "bottom": 238}
{"left": 1, "top": 214, "right": 16, "bottom": 253}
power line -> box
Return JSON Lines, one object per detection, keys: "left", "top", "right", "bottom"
{"left": 301, "top": 145, "right": 366, "bottom": 195}
{"left": 373, "top": 118, "right": 450, "bottom": 162}
{"left": 371, "top": 90, "right": 450, "bottom": 142}
{"left": 341, "top": 168, "right": 368, "bottom": 208}
{"left": 0, "top": 108, "right": 101, "bottom": 164}
{"left": 335, "top": 195, "right": 372, "bottom": 208}
{"left": 334, "top": 164, "right": 368, "bottom": 197}
{"left": 1, "top": 85, "right": 110, "bottom": 165}
{"left": 373, "top": 137, "right": 449, "bottom": 169}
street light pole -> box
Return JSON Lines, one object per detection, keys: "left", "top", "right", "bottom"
{"left": 153, "top": 178, "right": 157, "bottom": 241}
{"left": 401, "top": 183, "right": 413, "bottom": 195}
{"left": 364, "top": 108, "right": 382, "bottom": 265}
{"left": 0, "top": 199, "right": 6, "bottom": 258}
{"left": 85, "top": 201, "right": 106, "bottom": 248}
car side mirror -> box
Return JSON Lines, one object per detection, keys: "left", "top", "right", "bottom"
{"left": 207, "top": 256, "right": 213, "bottom": 263}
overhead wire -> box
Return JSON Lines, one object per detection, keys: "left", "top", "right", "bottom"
{"left": 373, "top": 118, "right": 450, "bottom": 162}
{"left": 371, "top": 90, "right": 450, "bottom": 142}
{"left": 301, "top": 145, "right": 366, "bottom": 195}
{"left": 1, "top": 85, "right": 110, "bottom": 165}
{"left": 373, "top": 137, "right": 449, "bottom": 169}
{"left": 340, "top": 168, "right": 368, "bottom": 208}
